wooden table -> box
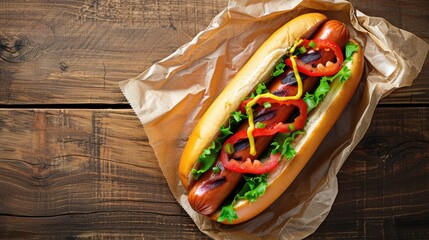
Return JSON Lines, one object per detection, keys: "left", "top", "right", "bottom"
{"left": 1, "top": 0, "right": 427, "bottom": 239}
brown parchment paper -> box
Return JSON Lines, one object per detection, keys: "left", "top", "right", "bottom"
{"left": 119, "top": 0, "right": 428, "bottom": 239}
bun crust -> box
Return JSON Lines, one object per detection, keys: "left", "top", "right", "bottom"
{"left": 179, "top": 13, "right": 329, "bottom": 189}
{"left": 211, "top": 40, "right": 364, "bottom": 224}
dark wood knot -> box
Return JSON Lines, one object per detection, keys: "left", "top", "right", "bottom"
{"left": 0, "top": 34, "right": 29, "bottom": 63}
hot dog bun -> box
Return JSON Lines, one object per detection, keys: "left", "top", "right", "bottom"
{"left": 179, "top": 13, "right": 329, "bottom": 189}
{"left": 212, "top": 39, "right": 364, "bottom": 224}
{"left": 179, "top": 12, "right": 365, "bottom": 224}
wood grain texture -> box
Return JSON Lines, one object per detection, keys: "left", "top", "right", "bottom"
{"left": 308, "top": 106, "right": 429, "bottom": 239}
{"left": 0, "top": 109, "right": 200, "bottom": 239}
{"left": 0, "top": 0, "right": 228, "bottom": 104}
{"left": 0, "top": 0, "right": 428, "bottom": 104}
{"left": 0, "top": 107, "right": 427, "bottom": 239}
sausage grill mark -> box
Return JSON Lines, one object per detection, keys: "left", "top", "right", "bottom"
{"left": 233, "top": 110, "right": 277, "bottom": 153}
{"left": 272, "top": 89, "right": 288, "bottom": 96}
{"left": 281, "top": 71, "right": 308, "bottom": 85}
{"left": 279, "top": 52, "right": 320, "bottom": 86}
{"left": 300, "top": 51, "right": 321, "bottom": 63}
{"left": 254, "top": 110, "right": 276, "bottom": 124}
{"left": 234, "top": 139, "right": 249, "bottom": 153}
{"left": 200, "top": 176, "right": 226, "bottom": 192}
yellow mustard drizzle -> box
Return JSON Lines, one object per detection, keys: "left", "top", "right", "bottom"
{"left": 246, "top": 39, "right": 304, "bottom": 156}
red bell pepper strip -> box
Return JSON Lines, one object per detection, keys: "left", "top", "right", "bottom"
{"left": 221, "top": 98, "right": 307, "bottom": 174}
{"left": 285, "top": 39, "right": 344, "bottom": 77}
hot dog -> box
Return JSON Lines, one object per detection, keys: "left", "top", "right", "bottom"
{"left": 179, "top": 13, "right": 364, "bottom": 224}
{"left": 187, "top": 19, "right": 350, "bottom": 216}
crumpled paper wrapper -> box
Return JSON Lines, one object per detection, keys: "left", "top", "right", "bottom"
{"left": 119, "top": 0, "right": 428, "bottom": 239}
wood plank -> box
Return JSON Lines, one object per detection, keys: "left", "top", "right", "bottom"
{"left": 0, "top": 107, "right": 427, "bottom": 238}
{"left": 1, "top": 0, "right": 428, "bottom": 105}
{"left": 0, "top": 109, "right": 203, "bottom": 238}
{"left": 0, "top": 0, "right": 228, "bottom": 104}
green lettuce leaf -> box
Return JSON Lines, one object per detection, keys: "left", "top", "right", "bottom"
{"left": 272, "top": 56, "right": 286, "bottom": 77}
{"left": 190, "top": 141, "right": 220, "bottom": 180}
{"left": 217, "top": 205, "right": 238, "bottom": 223}
{"left": 336, "top": 66, "right": 352, "bottom": 83}
{"left": 314, "top": 77, "right": 330, "bottom": 102}
{"left": 241, "top": 175, "right": 268, "bottom": 202}
{"left": 218, "top": 174, "right": 268, "bottom": 223}
{"left": 303, "top": 92, "right": 317, "bottom": 113}
{"left": 345, "top": 42, "right": 359, "bottom": 60}
{"left": 250, "top": 82, "right": 269, "bottom": 98}
{"left": 270, "top": 130, "right": 304, "bottom": 160}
